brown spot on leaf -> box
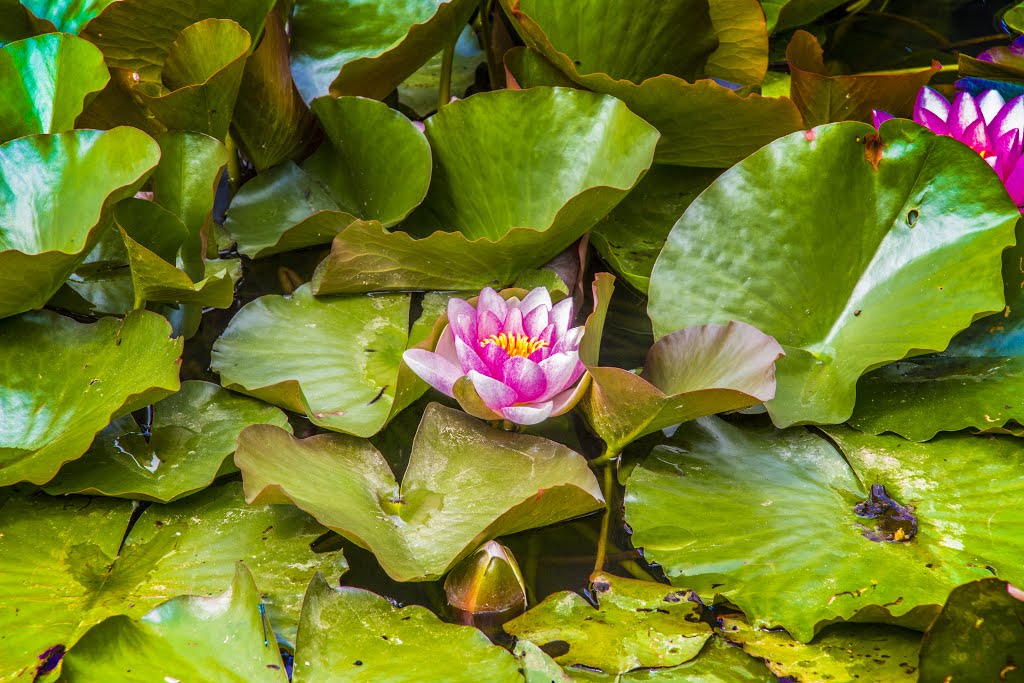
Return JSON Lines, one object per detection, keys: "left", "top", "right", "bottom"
{"left": 863, "top": 134, "right": 883, "bottom": 171}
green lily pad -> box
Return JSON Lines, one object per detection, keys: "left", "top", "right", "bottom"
{"left": 760, "top": 0, "right": 848, "bottom": 32}
{"left": 120, "top": 228, "right": 237, "bottom": 308}
{"left": 231, "top": 10, "right": 318, "bottom": 172}
{"left": 0, "top": 33, "right": 108, "bottom": 143}
{"left": 719, "top": 615, "right": 921, "bottom": 682}
{"left": 1006, "top": 4, "right": 1024, "bottom": 34}
{"left": 625, "top": 417, "right": 1024, "bottom": 642}
{"left": 787, "top": 30, "right": 939, "bottom": 127}
{"left": 0, "top": 310, "right": 181, "bottom": 486}
{"left": 292, "top": 575, "right": 522, "bottom": 682}
{"left": 398, "top": 24, "right": 484, "bottom": 116}
{"left": 312, "top": 88, "right": 659, "bottom": 293}
{"left": 289, "top": 0, "right": 478, "bottom": 102}
{"left": 59, "top": 564, "right": 287, "bottom": 683}
{"left": 234, "top": 402, "right": 604, "bottom": 581}
{"left": 566, "top": 638, "right": 776, "bottom": 682}
{"left": 514, "top": 641, "right": 575, "bottom": 683}
{"left": 648, "top": 120, "right": 1020, "bottom": 427}
{"left": 918, "top": 579, "right": 1024, "bottom": 683}
{"left": 80, "top": 0, "right": 273, "bottom": 81}
{"left": 0, "top": 483, "right": 342, "bottom": 679}
{"left": 0, "top": 127, "right": 160, "bottom": 319}
{"left": 500, "top": 0, "right": 803, "bottom": 167}
{"left": 211, "top": 284, "right": 410, "bottom": 437}
{"left": 225, "top": 96, "right": 431, "bottom": 258}
{"left": 20, "top": 0, "right": 116, "bottom": 34}
{"left": 590, "top": 165, "right": 721, "bottom": 293}
{"left": 581, "top": 319, "right": 784, "bottom": 455}
{"left": 150, "top": 131, "right": 228, "bottom": 278}
{"left": 44, "top": 381, "right": 289, "bottom": 502}
{"left": 849, "top": 221, "right": 1024, "bottom": 441}
{"left": 134, "top": 18, "right": 250, "bottom": 140}
{"left": 504, "top": 572, "right": 711, "bottom": 675}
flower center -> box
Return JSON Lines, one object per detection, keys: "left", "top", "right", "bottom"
{"left": 480, "top": 333, "right": 549, "bottom": 358}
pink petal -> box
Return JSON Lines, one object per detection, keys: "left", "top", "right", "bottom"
{"left": 455, "top": 335, "right": 489, "bottom": 375}
{"left": 480, "top": 340, "right": 510, "bottom": 375}
{"left": 872, "top": 110, "right": 894, "bottom": 129}
{"left": 978, "top": 90, "right": 1006, "bottom": 125}
{"left": 949, "top": 91, "right": 983, "bottom": 138}
{"left": 503, "top": 308, "right": 525, "bottom": 338}
{"left": 403, "top": 349, "right": 463, "bottom": 397}
{"left": 958, "top": 118, "right": 991, "bottom": 154}
{"left": 478, "top": 310, "right": 503, "bottom": 340}
{"left": 1004, "top": 160, "right": 1024, "bottom": 206}
{"left": 993, "top": 130, "right": 1021, "bottom": 179}
{"left": 990, "top": 95, "right": 1024, "bottom": 142}
{"left": 537, "top": 351, "right": 585, "bottom": 401}
{"left": 520, "top": 287, "right": 552, "bottom": 315}
{"left": 503, "top": 356, "right": 547, "bottom": 402}
{"left": 523, "top": 304, "right": 549, "bottom": 338}
{"left": 549, "top": 298, "right": 574, "bottom": 337}
{"left": 434, "top": 327, "right": 459, "bottom": 366}
{"left": 914, "top": 86, "right": 950, "bottom": 123}
{"left": 468, "top": 370, "right": 518, "bottom": 410}
{"left": 500, "top": 402, "right": 553, "bottom": 426}
{"left": 447, "top": 298, "right": 477, "bottom": 344}
{"left": 916, "top": 109, "right": 949, "bottom": 136}
{"left": 551, "top": 326, "right": 585, "bottom": 354}
{"left": 549, "top": 375, "right": 591, "bottom": 416}
{"left": 477, "top": 287, "right": 508, "bottom": 322}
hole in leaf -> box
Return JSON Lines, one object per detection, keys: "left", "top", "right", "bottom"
{"left": 854, "top": 484, "right": 917, "bottom": 542}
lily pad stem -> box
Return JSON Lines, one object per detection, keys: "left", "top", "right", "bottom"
{"left": 224, "top": 133, "right": 241, "bottom": 198}
{"left": 477, "top": 0, "right": 500, "bottom": 89}
{"left": 438, "top": 42, "right": 455, "bottom": 111}
{"left": 594, "top": 459, "right": 616, "bottom": 574}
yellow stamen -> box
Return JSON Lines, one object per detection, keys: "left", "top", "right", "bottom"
{"left": 480, "top": 332, "right": 548, "bottom": 358}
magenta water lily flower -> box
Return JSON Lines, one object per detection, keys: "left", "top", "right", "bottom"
{"left": 874, "top": 86, "right": 1024, "bottom": 207}
{"left": 403, "top": 287, "right": 587, "bottom": 426}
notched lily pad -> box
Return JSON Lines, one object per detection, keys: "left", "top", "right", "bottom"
{"left": 312, "top": 88, "right": 659, "bottom": 293}
{"left": 649, "top": 120, "right": 1020, "bottom": 426}
{"left": 0, "top": 32, "right": 109, "bottom": 143}
{"left": 289, "top": 0, "right": 478, "bottom": 102}
{"left": 504, "top": 572, "right": 712, "bottom": 675}
{"left": 234, "top": 403, "right": 604, "bottom": 581}
{"left": 44, "top": 380, "right": 290, "bottom": 502}
{"left": 225, "top": 96, "right": 431, "bottom": 258}
{"left": 854, "top": 484, "right": 918, "bottom": 543}
{"left": 211, "top": 284, "right": 411, "bottom": 437}
{"left": 625, "top": 416, "right": 1024, "bottom": 641}
{"left": 59, "top": 564, "right": 288, "bottom": 683}
{"left": 292, "top": 575, "right": 522, "bottom": 682}
{"left": 0, "top": 310, "right": 182, "bottom": 486}
{"left": 0, "top": 127, "right": 161, "bottom": 319}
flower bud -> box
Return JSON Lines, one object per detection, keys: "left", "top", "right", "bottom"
{"left": 444, "top": 541, "right": 527, "bottom": 627}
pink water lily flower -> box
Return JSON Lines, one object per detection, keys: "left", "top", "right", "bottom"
{"left": 873, "top": 86, "right": 1024, "bottom": 207}
{"left": 403, "top": 287, "right": 587, "bottom": 425}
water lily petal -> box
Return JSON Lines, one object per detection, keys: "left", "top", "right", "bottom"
{"left": 478, "top": 287, "right": 508, "bottom": 322}
{"left": 468, "top": 370, "right": 518, "bottom": 410}
{"left": 959, "top": 118, "right": 991, "bottom": 154}
{"left": 990, "top": 95, "right": 1024, "bottom": 142}
{"left": 503, "top": 307, "right": 525, "bottom": 338}
{"left": 537, "top": 351, "right": 585, "bottom": 400}
{"left": 871, "top": 110, "right": 894, "bottom": 129}
{"left": 549, "top": 374, "right": 591, "bottom": 416}
{"left": 949, "top": 91, "right": 982, "bottom": 138}
{"left": 1004, "top": 159, "right": 1024, "bottom": 206}
{"left": 978, "top": 90, "right": 1006, "bottom": 125}
{"left": 503, "top": 356, "right": 547, "bottom": 402}
{"left": 480, "top": 338, "right": 510, "bottom": 374}
{"left": 551, "top": 326, "right": 585, "bottom": 354}
{"left": 549, "top": 297, "right": 574, "bottom": 337}
{"left": 455, "top": 335, "right": 489, "bottom": 375}
{"left": 915, "top": 108, "right": 949, "bottom": 136}
{"left": 447, "top": 298, "right": 478, "bottom": 344}
{"left": 523, "top": 304, "right": 550, "bottom": 339}
{"left": 499, "top": 402, "right": 554, "bottom": 425}
{"left": 914, "top": 86, "right": 951, "bottom": 123}
{"left": 520, "top": 287, "right": 553, "bottom": 315}
{"left": 993, "top": 130, "right": 1021, "bottom": 178}
{"left": 403, "top": 348, "right": 462, "bottom": 397}
{"left": 478, "top": 310, "right": 503, "bottom": 340}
